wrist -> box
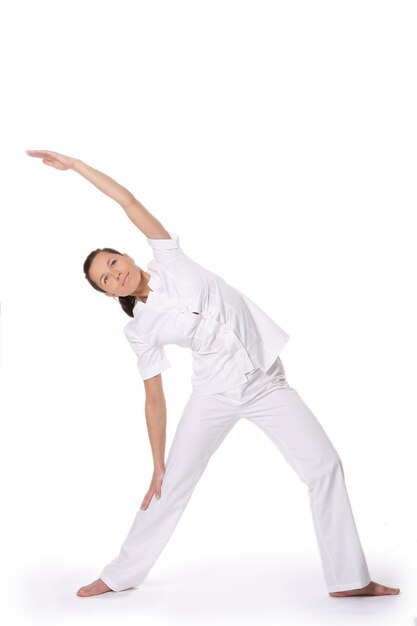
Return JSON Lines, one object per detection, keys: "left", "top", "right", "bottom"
{"left": 71, "top": 158, "right": 83, "bottom": 172}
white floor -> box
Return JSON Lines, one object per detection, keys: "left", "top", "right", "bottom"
{"left": 1, "top": 499, "right": 413, "bottom": 626}
{"left": 2, "top": 552, "right": 412, "bottom": 626}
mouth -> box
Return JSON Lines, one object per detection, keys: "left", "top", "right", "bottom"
{"left": 122, "top": 272, "right": 129, "bottom": 286}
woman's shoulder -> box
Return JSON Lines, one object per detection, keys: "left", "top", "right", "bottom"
{"left": 146, "top": 231, "right": 184, "bottom": 264}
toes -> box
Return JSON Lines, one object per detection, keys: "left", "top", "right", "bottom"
{"left": 76, "top": 579, "right": 111, "bottom": 597}
{"left": 378, "top": 584, "right": 400, "bottom": 595}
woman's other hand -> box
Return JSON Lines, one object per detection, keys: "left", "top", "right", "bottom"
{"left": 140, "top": 467, "right": 165, "bottom": 510}
{"left": 25, "top": 149, "right": 76, "bottom": 171}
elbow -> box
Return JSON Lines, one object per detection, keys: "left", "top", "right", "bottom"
{"left": 145, "top": 394, "right": 166, "bottom": 407}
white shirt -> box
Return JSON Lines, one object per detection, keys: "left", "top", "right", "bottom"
{"left": 123, "top": 231, "right": 290, "bottom": 395}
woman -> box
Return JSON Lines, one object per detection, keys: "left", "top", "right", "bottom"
{"left": 26, "top": 149, "right": 399, "bottom": 599}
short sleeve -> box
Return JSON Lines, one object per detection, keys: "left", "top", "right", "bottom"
{"left": 124, "top": 328, "right": 172, "bottom": 380}
{"left": 146, "top": 231, "right": 184, "bottom": 264}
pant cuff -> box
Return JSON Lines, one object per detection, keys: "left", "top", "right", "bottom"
{"left": 327, "top": 577, "right": 372, "bottom": 593}
{"left": 99, "top": 573, "right": 123, "bottom": 592}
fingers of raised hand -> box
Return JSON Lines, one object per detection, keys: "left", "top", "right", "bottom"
{"left": 25, "top": 150, "right": 70, "bottom": 170}
{"left": 26, "top": 150, "right": 55, "bottom": 159}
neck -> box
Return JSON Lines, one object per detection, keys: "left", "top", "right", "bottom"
{"left": 131, "top": 271, "right": 153, "bottom": 300}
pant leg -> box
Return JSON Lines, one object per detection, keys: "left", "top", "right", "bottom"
{"left": 241, "top": 384, "right": 371, "bottom": 592}
{"left": 99, "top": 393, "right": 240, "bottom": 592}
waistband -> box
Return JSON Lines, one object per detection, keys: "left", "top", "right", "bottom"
{"left": 205, "top": 355, "right": 289, "bottom": 404}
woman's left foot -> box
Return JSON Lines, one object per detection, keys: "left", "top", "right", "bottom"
{"left": 77, "top": 578, "right": 112, "bottom": 597}
{"left": 329, "top": 580, "right": 400, "bottom": 597}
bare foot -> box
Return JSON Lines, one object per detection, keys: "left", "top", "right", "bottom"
{"left": 329, "top": 580, "right": 400, "bottom": 597}
{"left": 76, "top": 578, "right": 112, "bottom": 597}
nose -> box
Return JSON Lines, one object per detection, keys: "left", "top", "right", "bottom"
{"left": 110, "top": 270, "right": 122, "bottom": 284}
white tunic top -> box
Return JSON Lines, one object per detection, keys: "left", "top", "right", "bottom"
{"left": 123, "top": 231, "right": 290, "bottom": 395}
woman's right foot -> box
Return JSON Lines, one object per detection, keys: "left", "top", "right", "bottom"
{"left": 329, "top": 580, "right": 400, "bottom": 597}
{"left": 76, "top": 578, "right": 112, "bottom": 597}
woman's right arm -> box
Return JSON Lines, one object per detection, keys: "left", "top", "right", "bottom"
{"left": 140, "top": 395, "right": 167, "bottom": 510}
{"left": 139, "top": 373, "right": 167, "bottom": 510}
{"left": 26, "top": 149, "right": 171, "bottom": 239}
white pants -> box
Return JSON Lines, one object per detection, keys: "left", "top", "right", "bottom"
{"left": 99, "top": 357, "right": 371, "bottom": 593}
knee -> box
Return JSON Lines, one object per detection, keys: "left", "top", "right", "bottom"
{"left": 327, "top": 452, "right": 344, "bottom": 476}
{"left": 309, "top": 448, "right": 344, "bottom": 486}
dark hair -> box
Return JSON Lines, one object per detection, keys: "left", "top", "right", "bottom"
{"left": 83, "top": 247, "right": 137, "bottom": 318}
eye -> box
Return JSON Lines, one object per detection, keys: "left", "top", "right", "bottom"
{"left": 103, "top": 259, "right": 117, "bottom": 284}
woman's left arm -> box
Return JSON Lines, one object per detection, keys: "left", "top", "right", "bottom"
{"left": 73, "top": 159, "right": 171, "bottom": 238}
{"left": 26, "top": 150, "right": 171, "bottom": 239}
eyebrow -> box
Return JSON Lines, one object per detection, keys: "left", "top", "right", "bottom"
{"left": 100, "top": 258, "right": 112, "bottom": 285}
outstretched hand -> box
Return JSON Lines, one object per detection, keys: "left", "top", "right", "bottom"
{"left": 26, "top": 149, "right": 76, "bottom": 171}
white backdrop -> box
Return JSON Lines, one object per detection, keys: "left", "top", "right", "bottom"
{"left": 0, "top": 2, "right": 415, "bottom": 625}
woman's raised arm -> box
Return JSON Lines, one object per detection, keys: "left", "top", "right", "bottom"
{"left": 26, "top": 149, "right": 171, "bottom": 239}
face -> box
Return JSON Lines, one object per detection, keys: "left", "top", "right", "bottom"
{"left": 88, "top": 251, "right": 144, "bottom": 298}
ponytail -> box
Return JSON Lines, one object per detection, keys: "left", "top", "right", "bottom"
{"left": 117, "top": 294, "right": 138, "bottom": 318}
